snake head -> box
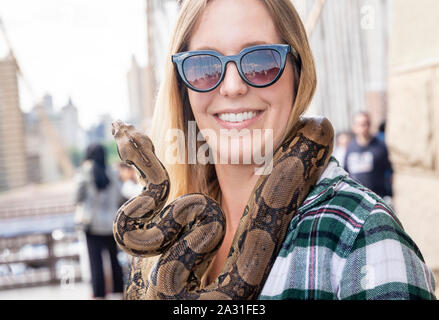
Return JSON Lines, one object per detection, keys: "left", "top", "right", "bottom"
{"left": 111, "top": 120, "right": 155, "bottom": 165}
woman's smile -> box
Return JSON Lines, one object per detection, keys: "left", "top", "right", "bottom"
{"left": 213, "top": 109, "right": 265, "bottom": 130}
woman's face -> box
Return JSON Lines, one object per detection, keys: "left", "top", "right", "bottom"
{"left": 187, "top": 0, "right": 296, "bottom": 166}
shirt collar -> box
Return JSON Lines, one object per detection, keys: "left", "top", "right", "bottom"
{"left": 298, "top": 157, "right": 349, "bottom": 213}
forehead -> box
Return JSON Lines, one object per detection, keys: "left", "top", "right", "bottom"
{"left": 188, "top": 0, "right": 281, "bottom": 53}
{"left": 354, "top": 114, "right": 370, "bottom": 123}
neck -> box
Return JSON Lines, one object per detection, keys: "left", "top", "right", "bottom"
{"left": 356, "top": 134, "right": 372, "bottom": 147}
{"left": 215, "top": 164, "right": 260, "bottom": 231}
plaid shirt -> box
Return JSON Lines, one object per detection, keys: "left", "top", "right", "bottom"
{"left": 259, "top": 157, "right": 437, "bottom": 300}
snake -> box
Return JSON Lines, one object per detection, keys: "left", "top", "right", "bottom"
{"left": 111, "top": 116, "right": 334, "bottom": 300}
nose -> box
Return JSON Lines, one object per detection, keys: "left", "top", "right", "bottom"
{"left": 219, "top": 62, "right": 248, "bottom": 97}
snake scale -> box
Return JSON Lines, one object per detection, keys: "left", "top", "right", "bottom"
{"left": 112, "top": 116, "right": 334, "bottom": 300}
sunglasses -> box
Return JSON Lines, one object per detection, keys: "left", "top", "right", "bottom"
{"left": 172, "top": 44, "right": 295, "bottom": 92}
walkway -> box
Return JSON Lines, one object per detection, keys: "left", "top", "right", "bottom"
{"left": 0, "top": 281, "right": 93, "bottom": 300}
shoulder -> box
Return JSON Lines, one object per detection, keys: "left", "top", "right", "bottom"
{"left": 261, "top": 158, "right": 436, "bottom": 299}
{"left": 371, "top": 136, "right": 385, "bottom": 146}
{"left": 261, "top": 158, "right": 379, "bottom": 298}
{"left": 79, "top": 160, "right": 93, "bottom": 175}
{"left": 345, "top": 139, "right": 359, "bottom": 152}
{"left": 369, "top": 136, "right": 389, "bottom": 153}
{"left": 281, "top": 158, "right": 374, "bottom": 256}
{"left": 75, "top": 160, "right": 93, "bottom": 182}
{"left": 292, "top": 157, "right": 403, "bottom": 256}
{"left": 290, "top": 158, "right": 435, "bottom": 299}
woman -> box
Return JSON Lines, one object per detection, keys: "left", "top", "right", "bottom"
{"left": 130, "top": 0, "right": 436, "bottom": 299}
{"left": 75, "top": 143, "right": 125, "bottom": 299}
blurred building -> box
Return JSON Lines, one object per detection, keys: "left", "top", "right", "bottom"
{"left": 58, "top": 98, "right": 86, "bottom": 151}
{"left": 387, "top": 0, "right": 439, "bottom": 273}
{"left": 24, "top": 109, "right": 43, "bottom": 184}
{"left": 25, "top": 96, "right": 61, "bottom": 184}
{"left": 293, "top": 0, "right": 388, "bottom": 133}
{"left": 41, "top": 93, "right": 54, "bottom": 115}
{"left": 126, "top": 0, "right": 178, "bottom": 134}
{"left": 0, "top": 53, "right": 28, "bottom": 191}
{"left": 127, "top": 55, "right": 146, "bottom": 129}
{"left": 86, "top": 113, "right": 114, "bottom": 144}
{"left": 24, "top": 95, "right": 86, "bottom": 184}
{"left": 148, "top": 0, "right": 179, "bottom": 85}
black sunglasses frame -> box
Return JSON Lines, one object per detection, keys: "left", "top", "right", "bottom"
{"left": 172, "top": 44, "right": 294, "bottom": 93}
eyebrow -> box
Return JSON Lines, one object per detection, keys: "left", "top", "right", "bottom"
{"left": 193, "top": 41, "right": 269, "bottom": 53}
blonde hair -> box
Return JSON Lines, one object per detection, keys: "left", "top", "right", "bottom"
{"left": 151, "top": 0, "right": 316, "bottom": 203}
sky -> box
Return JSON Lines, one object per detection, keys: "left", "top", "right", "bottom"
{"left": 0, "top": 0, "right": 147, "bottom": 129}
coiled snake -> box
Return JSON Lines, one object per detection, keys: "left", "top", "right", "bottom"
{"left": 112, "top": 117, "right": 334, "bottom": 300}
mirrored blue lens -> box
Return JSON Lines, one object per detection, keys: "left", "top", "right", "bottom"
{"left": 241, "top": 49, "right": 281, "bottom": 85}
{"left": 183, "top": 55, "right": 222, "bottom": 90}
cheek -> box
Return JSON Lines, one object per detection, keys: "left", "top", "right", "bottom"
{"left": 265, "top": 63, "right": 296, "bottom": 147}
{"left": 187, "top": 91, "right": 214, "bottom": 123}
{"left": 271, "top": 65, "right": 295, "bottom": 119}
{"left": 266, "top": 60, "right": 295, "bottom": 110}
{"left": 279, "top": 61, "right": 296, "bottom": 106}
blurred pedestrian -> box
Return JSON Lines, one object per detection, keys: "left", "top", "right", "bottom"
{"left": 344, "top": 112, "right": 393, "bottom": 198}
{"left": 332, "top": 131, "right": 353, "bottom": 168}
{"left": 74, "top": 143, "right": 124, "bottom": 299}
{"left": 375, "top": 121, "right": 393, "bottom": 199}
{"left": 376, "top": 121, "right": 386, "bottom": 143}
{"left": 118, "top": 163, "right": 143, "bottom": 203}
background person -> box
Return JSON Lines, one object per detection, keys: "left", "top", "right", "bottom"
{"left": 375, "top": 121, "right": 393, "bottom": 198}
{"left": 343, "top": 112, "right": 393, "bottom": 199}
{"left": 74, "top": 143, "right": 124, "bottom": 299}
{"left": 332, "top": 131, "right": 353, "bottom": 168}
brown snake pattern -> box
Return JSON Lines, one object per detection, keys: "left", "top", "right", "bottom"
{"left": 112, "top": 117, "right": 334, "bottom": 300}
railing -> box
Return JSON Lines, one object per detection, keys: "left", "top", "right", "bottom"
{"left": 0, "top": 203, "right": 76, "bottom": 219}
{"left": 0, "top": 229, "right": 82, "bottom": 290}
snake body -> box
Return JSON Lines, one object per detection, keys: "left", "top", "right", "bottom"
{"left": 112, "top": 117, "right": 334, "bottom": 299}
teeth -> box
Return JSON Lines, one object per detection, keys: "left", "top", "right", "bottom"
{"left": 218, "top": 111, "right": 258, "bottom": 123}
